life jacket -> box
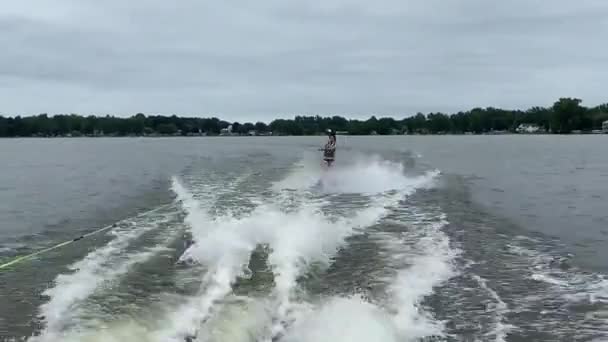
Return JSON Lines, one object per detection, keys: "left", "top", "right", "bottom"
{"left": 323, "top": 139, "right": 336, "bottom": 159}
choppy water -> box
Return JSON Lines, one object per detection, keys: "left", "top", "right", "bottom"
{"left": 0, "top": 136, "right": 607, "bottom": 342}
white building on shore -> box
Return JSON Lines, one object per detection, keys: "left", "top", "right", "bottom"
{"left": 220, "top": 124, "right": 233, "bottom": 135}
{"left": 516, "top": 123, "right": 542, "bottom": 134}
{"left": 602, "top": 120, "right": 608, "bottom": 133}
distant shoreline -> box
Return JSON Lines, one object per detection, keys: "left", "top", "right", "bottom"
{"left": 1, "top": 132, "right": 606, "bottom": 138}
{"left": 1, "top": 97, "right": 607, "bottom": 137}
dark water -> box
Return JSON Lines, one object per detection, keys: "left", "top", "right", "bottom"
{"left": 0, "top": 136, "right": 606, "bottom": 342}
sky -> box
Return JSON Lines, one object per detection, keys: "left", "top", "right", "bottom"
{"left": 1, "top": 0, "right": 607, "bottom": 122}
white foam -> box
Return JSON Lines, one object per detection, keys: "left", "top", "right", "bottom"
{"left": 154, "top": 266, "right": 250, "bottom": 342}
{"left": 281, "top": 296, "right": 401, "bottom": 342}
{"left": 264, "top": 158, "right": 440, "bottom": 339}
{"left": 159, "top": 156, "right": 442, "bottom": 341}
{"left": 508, "top": 240, "right": 608, "bottom": 307}
{"left": 506, "top": 244, "right": 539, "bottom": 257}
{"left": 52, "top": 319, "right": 154, "bottom": 342}
{"left": 472, "top": 275, "right": 515, "bottom": 342}
{"left": 260, "top": 161, "right": 449, "bottom": 341}
{"left": 148, "top": 154, "right": 446, "bottom": 341}
{"left": 149, "top": 180, "right": 243, "bottom": 341}
{"left": 30, "top": 218, "right": 171, "bottom": 342}
{"left": 587, "top": 278, "right": 608, "bottom": 304}
{"left": 154, "top": 177, "right": 275, "bottom": 341}
{"left": 563, "top": 275, "right": 608, "bottom": 304}
{"left": 196, "top": 297, "right": 272, "bottom": 342}
{"left": 530, "top": 273, "right": 568, "bottom": 286}
{"left": 273, "top": 153, "right": 439, "bottom": 195}
{"left": 319, "top": 156, "right": 439, "bottom": 194}
{"left": 262, "top": 198, "right": 395, "bottom": 339}
{"left": 272, "top": 154, "right": 324, "bottom": 191}
{"left": 388, "top": 219, "right": 457, "bottom": 339}
{"left": 159, "top": 195, "right": 392, "bottom": 341}
{"left": 505, "top": 240, "right": 608, "bottom": 338}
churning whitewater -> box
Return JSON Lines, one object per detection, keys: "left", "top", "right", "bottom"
{"left": 24, "top": 155, "right": 454, "bottom": 342}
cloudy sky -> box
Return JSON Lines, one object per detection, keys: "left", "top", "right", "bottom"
{"left": 1, "top": 0, "right": 607, "bottom": 121}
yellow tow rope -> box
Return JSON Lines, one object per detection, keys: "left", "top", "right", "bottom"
{"left": 0, "top": 204, "right": 171, "bottom": 271}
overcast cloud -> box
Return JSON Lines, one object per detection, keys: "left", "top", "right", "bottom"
{"left": 1, "top": 0, "right": 607, "bottom": 121}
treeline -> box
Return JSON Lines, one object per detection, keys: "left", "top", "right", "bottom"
{"left": 0, "top": 114, "right": 270, "bottom": 137}
{"left": 0, "top": 98, "right": 607, "bottom": 137}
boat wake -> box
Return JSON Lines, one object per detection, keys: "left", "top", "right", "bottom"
{"left": 28, "top": 155, "right": 455, "bottom": 342}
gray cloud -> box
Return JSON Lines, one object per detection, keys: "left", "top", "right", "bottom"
{"left": 1, "top": 0, "right": 607, "bottom": 122}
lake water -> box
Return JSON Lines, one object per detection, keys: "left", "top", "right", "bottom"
{"left": 0, "top": 136, "right": 607, "bottom": 342}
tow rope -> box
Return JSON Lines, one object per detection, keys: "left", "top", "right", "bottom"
{"left": 0, "top": 204, "right": 171, "bottom": 271}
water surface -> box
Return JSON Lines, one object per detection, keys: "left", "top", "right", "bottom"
{"left": 0, "top": 136, "right": 606, "bottom": 342}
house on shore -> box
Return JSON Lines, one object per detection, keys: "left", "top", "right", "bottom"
{"left": 602, "top": 120, "right": 608, "bottom": 133}
{"left": 220, "top": 125, "right": 233, "bottom": 136}
{"left": 516, "top": 123, "right": 543, "bottom": 134}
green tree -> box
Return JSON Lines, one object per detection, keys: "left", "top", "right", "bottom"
{"left": 589, "top": 103, "right": 608, "bottom": 129}
{"left": 551, "top": 98, "right": 587, "bottom": 133}
{"left": 157, "top": 123, "right": 178, "bottom": 135}
{"left": 232, "top": 122, "right": 242, "bottom": 134}
{"left": 469, "top": 109, "right": 483, "bottom": 133}
{"left": 427, "top": 113, "right": 451, "bottom": 133}
{"left": 240, "top": 122, "right": 255, "bottom": 134}
{"left": 255, "top": 121, "right": 268, "bottom": 133}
